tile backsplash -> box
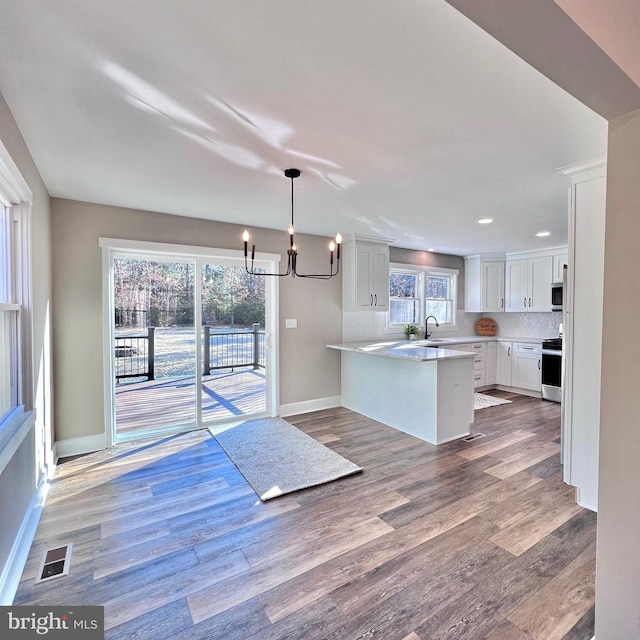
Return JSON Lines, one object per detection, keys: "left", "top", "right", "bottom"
{"left": 341, "top": 310, "right": 562, "bottom": 342}
{"left": 490, "top": 312, "right": 562, "bottom": 339}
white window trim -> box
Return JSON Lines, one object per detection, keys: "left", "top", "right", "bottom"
{"left": 0, "top": 139, "right": 34, "bottom": 471}
{"left": 387, "top": 262, "right": 459, "bottom": 332}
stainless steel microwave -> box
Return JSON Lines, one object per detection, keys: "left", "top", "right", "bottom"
{"left": 551, "top": 282, "right": 563, "bottom": 311}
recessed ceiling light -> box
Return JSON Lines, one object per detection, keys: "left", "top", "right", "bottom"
{"left": 536, "top": 231, "right": 551, "bottom": 237}
{"left": 478, "top": 218, "right": 494, "bottom": 224}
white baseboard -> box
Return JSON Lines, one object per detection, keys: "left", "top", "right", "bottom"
{"left": 279, "top": 395, "right": 341, "bottom": 417}
{"left": 0, "top": 468, "right": 51, "bottom": 604}
{"left": 55, "top": 431, "right": 107, "bottom": 460}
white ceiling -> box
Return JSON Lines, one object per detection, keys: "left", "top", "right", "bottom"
{"left": 0, "top": 0, "right": 608, "bottom": 256}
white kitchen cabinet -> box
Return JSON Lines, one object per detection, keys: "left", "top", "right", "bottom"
{"left": 512, "top": 342, "right": 542, "bottom": 391}
{"left": 552, "top": 250, "right": 568, "bottom": 283}
{"left": 464, "top": 255, "right": 505, "bottom": 312}
{"left": 505, "top": 255, "right": 552, "bottom": 312}
{"left": 342, "top": 238, "right": 390, "bottom": 311}
{"left": 486, "top": 341, "right": 497, "bottom": 385}
{"left": 496, "top": 341, "right": 512, "bottom": 386}
{"left": 452, "top": 341, "right": 488, "bottom": 388}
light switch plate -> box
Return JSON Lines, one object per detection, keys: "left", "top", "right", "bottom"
{"left": 285, "top": 319, "right": 297, "bottom": 329}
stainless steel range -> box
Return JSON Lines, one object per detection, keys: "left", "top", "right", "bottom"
{"left": 541, "top": 336, "right": 562, "bottom": 403}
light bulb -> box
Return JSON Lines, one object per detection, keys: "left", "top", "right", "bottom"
{"left": 329, "top": 240, "right": 335, "bottom": 252}
{"left": 335, "top": 232, "right": 343, "bottom": 244}
{"left": 242, "top": 229, "right": 249, "bottom": 242}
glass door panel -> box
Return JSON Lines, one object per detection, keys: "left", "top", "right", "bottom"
{"left": 113, "top": 257, "right": 196, "bottom": 438}
{"left": 200, "top": 263, "right": 267, "bottom": 423}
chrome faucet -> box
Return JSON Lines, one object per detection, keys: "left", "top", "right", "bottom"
{"left": 425, "top": 315, "right": 440, "bottom": 339}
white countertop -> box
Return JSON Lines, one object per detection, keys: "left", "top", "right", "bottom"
{"left": 326, "top": 340, "right": 474, "bottom": 362}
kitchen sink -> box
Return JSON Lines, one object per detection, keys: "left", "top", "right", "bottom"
{"left": 415, "top": 338, "right": 450, "bottom": 345}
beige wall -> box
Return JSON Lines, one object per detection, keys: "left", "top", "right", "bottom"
{"left": 595, "top": 108, "right": 640, "bottom": 639}
{"left": 51, "top": 198, "right": 342, "bottom": 442}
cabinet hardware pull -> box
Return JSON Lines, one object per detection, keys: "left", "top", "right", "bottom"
{"left": 523, "top": 346, "right": 533, "bottom": 350}
{"left": 508, "top": 346, "right": 511, "bottom": 356}
{"left": 370, "top": 294, "right": 373, "bottom": 306}
{"left": 501, "top": 298, "right": 503, "bottom": 308}
{"left": 538, "top": 359, "right": 541, "bottom": 370}
{"left": 529, "top": 297, "right": 532, "bottom": 307}
{"left": 524, "top": 297, "right": 527, "bottom": 308}
{"left": 374, "top": 294, "right": 377, "bottom": 306}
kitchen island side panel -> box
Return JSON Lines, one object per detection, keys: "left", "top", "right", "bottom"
{"left": 340, "top": 350, "right": 473, "bottom": 444}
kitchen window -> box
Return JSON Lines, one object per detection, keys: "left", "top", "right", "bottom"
{"left": 388, "top": 263, "right": 458, "bottom": 330}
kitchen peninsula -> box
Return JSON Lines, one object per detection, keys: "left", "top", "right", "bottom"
{"left": 327, "top": 341, "right": 474, "bottom": 445}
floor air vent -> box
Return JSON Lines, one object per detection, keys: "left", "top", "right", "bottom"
{"left": 463, "top": 433, "right": 486, "bottom": 442}
{"left": 35, "top": 543, "right": 73, "bottom": 583}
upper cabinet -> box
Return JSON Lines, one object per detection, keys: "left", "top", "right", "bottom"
{"left": 505, "top": 255, "right": 552, "bottom": 312}
{"left": 342, "top": 236, "right": 390, "bottom": 312}
{"left": 552, "top": 251, "right": 568, "bottom": 283}
{"left": 464, "top": 255, "right": 505, "bottom": 313}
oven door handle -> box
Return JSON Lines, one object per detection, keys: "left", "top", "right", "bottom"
{"left": 542, "top": 349, "right": 563, "bottom": 356}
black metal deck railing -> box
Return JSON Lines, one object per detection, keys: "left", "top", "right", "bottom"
{"left": 114, "top": 325, "right": 265, "bottom": 382}
{"left": 203, "top": 324, "right": 266, "bottom": 374}
{"left": 114, "top": 327, "right": 155, "bottom": 381}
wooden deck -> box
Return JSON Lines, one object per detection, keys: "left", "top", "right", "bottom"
{"left": 115, "top": 368, "right": 266, "bottom": 435}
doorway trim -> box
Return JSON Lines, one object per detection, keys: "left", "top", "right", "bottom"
{"left": 99, "top": 237, "right": 280, "bottom": 447}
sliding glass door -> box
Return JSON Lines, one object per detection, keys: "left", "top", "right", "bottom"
{"left": 103, "top": 240, "right": 277, "bottom": 443}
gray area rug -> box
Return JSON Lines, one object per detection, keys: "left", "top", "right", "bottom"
{"left": 209, "top": 417, "right": 363, "bottom": 501}
{"left": 474, "top": 393, "right": 513, "bottom": 410}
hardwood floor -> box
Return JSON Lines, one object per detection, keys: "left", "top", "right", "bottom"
{"left": 14, "top": 392, "right": 596, "bottom": 639}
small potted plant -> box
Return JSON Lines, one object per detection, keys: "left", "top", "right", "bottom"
{"left": 404, "top": 323, "right": 421, "bottom": 340}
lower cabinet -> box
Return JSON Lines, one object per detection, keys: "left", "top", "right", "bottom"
{"left": 453, "top": 342, "right": 487, "bottom": 388}
{"left": 512, "top": 342, "right": 542, "bottom": 391}
{"left": 495, "top": 341, "right": 541, "bottom": 391}
{"left": 452, "top": 339, "right": 541, "bottom": 392}
{"left": 496, "top": 342, "right": 512, "bottom": 386}
{"left": 486, "top": 341, "right": 497, "bottom": 385}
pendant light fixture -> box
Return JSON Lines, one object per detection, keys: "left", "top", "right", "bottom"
{"left": 242, "top": 168, "right": 342, "bottom": 279}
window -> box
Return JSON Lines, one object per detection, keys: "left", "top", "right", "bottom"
{"left": 388, "top": 263, "right": 458, "bottom": 329}
{"left": 0, "top": 142, "right": 33, "bottom": 429}
{"left": 0, "top": 205, "right": 20, "bottom": 421}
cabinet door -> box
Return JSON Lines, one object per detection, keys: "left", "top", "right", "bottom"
{"left": 512, "top": 350, "right": 542, "bottom": 391}
{"left": 528, "top": 256, "right": 552, "bottom": 312}
{"left": 505, "top": 259, "right": 528, "bottom": 312}
{"left": 486, "top": 341, "right": 497, "bottom": 385}
{"left": 481, "top": 261, "right": 505, "bottom": 312}
{"left": 513, "top": 343, "right": 542, "bottom": 390}
{"left": 372, "top": 244, "right": 389, "bottom": 309}
{"left": 552, "top": 252, "right": 568, "bottom": 283}
{"left": 355, "top": 243, "right": 375, "bottom": 309}
{"left": 496, "top": 342, "right": 512, "bottom": 386}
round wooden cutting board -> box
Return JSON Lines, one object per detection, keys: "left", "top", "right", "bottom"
{"left": 475, "top": 317, "right": 497, "bottom": 336}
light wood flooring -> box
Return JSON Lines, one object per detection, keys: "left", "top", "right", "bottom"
{"left": 14, "top": 392, "right": 596, "bottom": 639}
